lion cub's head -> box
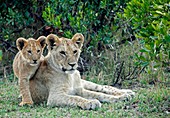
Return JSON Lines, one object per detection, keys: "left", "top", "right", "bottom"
{"left": 16, "top": 36, "right": 46, "bottom": 66}
{"left": 46, "top": 33, "right": 84, "bottom": 74}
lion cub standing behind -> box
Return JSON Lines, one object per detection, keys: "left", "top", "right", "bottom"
{"left": 13, "top": 36, "right": 46, "bottom": 106}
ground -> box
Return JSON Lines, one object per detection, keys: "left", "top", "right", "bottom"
{"left": 0, "top": 80, "right": 169, "bottom": 118}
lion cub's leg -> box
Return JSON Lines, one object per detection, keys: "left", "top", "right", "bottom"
{"left": 19, "top": 77, "right": 33, "bottom": 106}
{"left": 47, "top": 93, "right": 101, "bottom": 110}
{"left": 81, "top": 79, "right": 135, "bottom": 96}
{"left": 76, "top": 88, "right": 131, "bottom": 103}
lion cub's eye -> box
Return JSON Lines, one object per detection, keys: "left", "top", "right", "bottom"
{"left": 73, "top": 50, "right": 77, "bottom": 54}
{"left": 28, "top": 50, "right": 32, "bottom": 54}
{"left": 37, "top": 50, "right": 40, "bottom": 53}
{"left": 60, "top": 51, "right": 66, "bottom": 56}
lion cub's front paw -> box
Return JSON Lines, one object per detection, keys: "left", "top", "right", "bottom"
{"left": 19, "top": 100, "right": 33, "bottom": 106}
{"left": 81, "top": 99, "right": 101, "bottom": 110}
{"left": 122, "top": 89, "right": 135, "bottom": 97}
{"left": 109, "top": 93, "right": 133, "bottom": 103}
{"left": 118, "top": 93, "right": 133, "bottom": 101}
{"left": 115, "top": 90, "right": 135, "bottom": 102}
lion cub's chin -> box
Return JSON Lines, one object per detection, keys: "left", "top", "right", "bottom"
{"left": 65, "top": 70, "right": 76, "bottom": 74}
{"left": 30, "top": 63, "right": 39, "bottom": 66}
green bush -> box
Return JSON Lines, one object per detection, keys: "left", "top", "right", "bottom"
{"left": 42, "top": 0, "right": 131, "bottom": 51}
{"left": 123, "top": 0, "right": 170, "bottom": 80}
{"left": 0, "top": 0, "right": 35, "bottom": 40}
{"left": 2, "top": 0, "right": 169, "bottom": 84}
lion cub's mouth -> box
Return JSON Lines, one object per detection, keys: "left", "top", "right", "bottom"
{"left": 30, "top": 63, "right": 39, "bottom": 66}
{"left": 62, "top": 68, "right": 76, "bottom": 73}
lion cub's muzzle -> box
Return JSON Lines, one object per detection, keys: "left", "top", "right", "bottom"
{"left": 29, "top": 59, "right": 39, "bottom": 66}
{"left": 68, "top": 63, "right": 76, "bottom": 68}
{"left": 62, "top": 62, "right": 78, "bottom": 73}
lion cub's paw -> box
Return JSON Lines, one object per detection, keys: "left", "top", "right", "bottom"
{"left": 109, "top": 93, "right": 133, "bottom": 103}
{"left": 81, "top": 99, "right": 101, "bottom": 110}
{"left": 122, "top": 89, "right": 135, "bottom": 97}
{"left": 19, "top": 101, "right": 33, "bottom": 106}
{"left": 119, "top": 93, "right": 133, "bottom": 101}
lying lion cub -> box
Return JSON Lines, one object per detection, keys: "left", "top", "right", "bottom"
{"left": 13, "top": 36, "right": 46, "bottom": 106}
{"left": 28, "top": 33, "right": 135, "bottom": 110}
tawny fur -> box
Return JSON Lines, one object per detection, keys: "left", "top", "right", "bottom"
{"left": 13, "top": 36, "right": 46, "bottom": 106}
{"left": 28, "top": 33, "right": 135, "bottom": 110}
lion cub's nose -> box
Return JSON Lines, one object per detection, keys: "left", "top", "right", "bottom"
{"left": 33, "top": 60, "right": 37, "bottom": 63}
{"left": 68, "top": 63, "right": 76, "bottom": 67}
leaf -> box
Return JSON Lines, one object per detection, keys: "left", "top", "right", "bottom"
{"left": 140, "top": 48, "right": 150, "bottom": 52}
{"left": 155, "top": 10, "right": 166, "bottom": 16}
{"left": 25, "top": 11, "right": 30, "bottom": 17}
{"left": 139, "top": 55, "right": 147, "bottom": 61}
{"left": 149, "top": 36, "right": 158, "bottom": 40}
{"left": 100, "top": 1, "right": 106, "bottom": 9}
{"left": 153, "top": 64, "right": 161, "bottom": 68}
{"left": 141, "top": 61, "right": 149, "bottom": 67}
{"left": 151, "top": 23, "right": 157, "bottom": 30}
{"left": 0, "top": 50, "right": 2, "bottom": 61}
{"left": 164, "top": 35, "right": 170, "bottom": 43}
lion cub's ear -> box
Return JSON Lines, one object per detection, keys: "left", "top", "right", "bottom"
{"left": 37, "top": 36, "right": 46, "bottom": 49}
{"left": 46, "top": 34, "right": 60, "bottom": 50}
{"left": 16, "top": 38, "right": 27, "bottom": 51}
{"left": 72, "top": 33, "right": 84, "bottom": 49}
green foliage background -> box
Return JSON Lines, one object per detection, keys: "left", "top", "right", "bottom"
{"left": 0, "top": 0, "right": 169, "bottom": 83}
{"left": 42, "top": 0, "right": 131, "bottom": 49}
{"left": 124, "top": 0, "right": 170, "bottom": 72}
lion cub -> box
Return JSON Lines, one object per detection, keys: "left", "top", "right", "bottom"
{"left": 13, "top": 36, "right": 46, "bottom": 106}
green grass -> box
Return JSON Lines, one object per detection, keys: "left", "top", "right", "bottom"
{"left": 1, "top": 42, "right": 169, "bottom": 117}
{"left": 0, "top": 81, "right": 169, "bottom": 118}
